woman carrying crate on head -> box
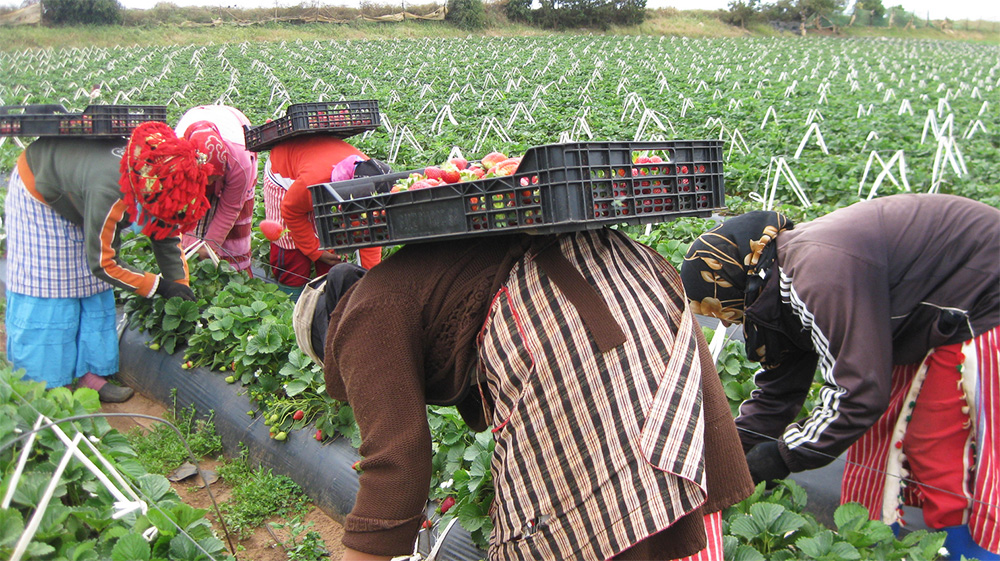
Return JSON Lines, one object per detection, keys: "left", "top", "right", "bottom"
{"left": 4, "top": 122, "right": 213, "bottom": 403}
{"left": 174, "top": 104, "right": 258, "bottom": 274}
{"left": 261, "top": 134, "right": 387, "bottom": 295}
{"left": 294, "top": 228, "right": 754, "bottom": 561}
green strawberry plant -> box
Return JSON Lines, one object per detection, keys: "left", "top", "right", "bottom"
{"left": 724, "top": 480, "right": 949, "bottom": 561}
{"left": 0, "top": 367, "right": 233, "bottom": 561}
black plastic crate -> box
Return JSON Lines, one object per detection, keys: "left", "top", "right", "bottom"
{"left": 243, "top": 100, "right": 381, "bottom": 152}
{"left": 310, "top": 140, "right": 725, "bottom": 251}
{"left": 0, "top": 104, "right": 167, "bottom": 137}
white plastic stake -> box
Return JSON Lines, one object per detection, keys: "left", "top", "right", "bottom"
{"left": 709, "top": 318, "right": 729, "bottom": 364}
{"left": 859, "top": 150, "right": 910, "bottom": 200}
{"left": 635, "top": 108, "right": 676, "bottom": 141}
{"left": 755, "top": 157, "right": 811, "bottom": 210}
{"left": 793, "top": 122, "right": 829, "bottom": 159}
{"left": 898, "top": 99, "right": 913, "bottom": 115}
{"left": 432, "top": 105, "right": 458, "bottom": 135}
{"left": 727, "top": 128, "right": 750, "bottom": 160}
{"left": 962, "top": 119, "right": 987, "bottom": 140}
{"left": 760, "top": 105, "right": 778, "bottom": 129}
{"left": 804, "top": 108, "right": 824, "bottom": 127}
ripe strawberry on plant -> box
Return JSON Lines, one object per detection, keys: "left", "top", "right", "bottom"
{"left": 439, "top": 496, "right": 456, "bottom": 514}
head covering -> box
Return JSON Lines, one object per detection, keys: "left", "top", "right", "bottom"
{"left": 183, "top": 120, "right": 227, "bottom": 178}
{"left": 330, "top": 155, "right": 366, "bottom": 183}
{"left": 353, "top": 158, "right": 392, "bottom": 178}
{"left": 293, "top": 263, "right": 367, "bottom": 366}
{"left": 119, "top": 121, "right": 212, "bottom": 240}
{"left": 681, "top": 211, "right": 794, "bottom": 362}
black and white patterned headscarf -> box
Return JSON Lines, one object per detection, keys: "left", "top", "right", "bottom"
{"left": 681, "top": 211, "right": 794, "bottom": 363}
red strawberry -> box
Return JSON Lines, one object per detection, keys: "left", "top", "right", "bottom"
{"left": 650, "top": 155, "right": 663, "bottom": 163}
{"left": 293, "top": 410, "right": 304, "bottom": 421}
{"left": 315, "top": 429, "right": 323, "bottom": 441}
{"left": 259, "top": 220, "right": 286, "bottom": 242}
{"left": 422, "top": 519, "right": 433, "bottom": 529}
{"left": 410, "top": 178, "right": 444, "bottom": 190}
{"left": 635, "top": 156, "right": 652, "bottom": 164}
{"left": 440, "top": 496, "right": 456, "bottom": 514}
{"left": 424, "top": 166, "right": 445, "bottom": 181}
{"left": 466, "top": 166, "right": 486, "bottom": 179}
{"left": 439, "top": 163, "right": 461, "bottom": 184}
{"left": 489, "top": 157, "right": 521, "bottom": 177}
{"left": 449, "top": 157, "right": 469, "bottom": 170}
{"left": 352, "top": 460, "right": 363, "bottom": 472}
{"left": 480, "top": 151, "right": 507, "bottom": 169}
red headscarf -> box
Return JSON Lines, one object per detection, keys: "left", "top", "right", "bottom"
{"left": 183, "top": 120, "right": 227, "bottom": 179}
{"left": 119, "top": 121, "right": 212, "bottom": 240}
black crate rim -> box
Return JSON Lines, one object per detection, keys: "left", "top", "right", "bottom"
{"left": 243, "top": 99, "right": 381, "bottom": 152}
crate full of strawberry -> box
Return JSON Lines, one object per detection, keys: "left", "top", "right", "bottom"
{"left": 243, "top": 100, "right": 381, "bottom": 152}
{"left": 309, "top": 140, "right": 726, "bottom": 252}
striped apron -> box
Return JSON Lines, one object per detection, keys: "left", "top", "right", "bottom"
{"left": 842, "top": 325, "right": 1000, "bottom": 553}
{"left": 478, "top": 230, "right": 708, "bottom": 561}
{"left": 262, "top": 157, "right": 300, "bottom": 250}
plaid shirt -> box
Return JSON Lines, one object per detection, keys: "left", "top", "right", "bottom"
{"left": 6, "top": 167, "right": 109, "bottom": 298}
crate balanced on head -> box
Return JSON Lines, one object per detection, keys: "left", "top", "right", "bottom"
{"left": 0, "top": 107, "right": 208, "bottom": 404}
{"left": 292, "top": 138, "right": 746, "bottom": 561}
{"left": 309, "top": 140, "right": 726, "bottom": 252}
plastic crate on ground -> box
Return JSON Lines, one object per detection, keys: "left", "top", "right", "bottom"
{"left": 0, "top": 104, "right": 167, "bottom": 137}
{"left": 243, "top": 100, "right": 381, "bottom": 152}
{"left": 310, "top": 140, "right": 725, "bottom": 252}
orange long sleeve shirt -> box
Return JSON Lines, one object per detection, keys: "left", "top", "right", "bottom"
{"left": 271, "top": 136, "right": 366, "bottom": 262}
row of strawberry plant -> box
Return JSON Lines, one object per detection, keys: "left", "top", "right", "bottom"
{"left": 0, "top": 366, "right": 233, "bottom": 561}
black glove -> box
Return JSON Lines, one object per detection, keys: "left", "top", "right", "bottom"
{"left": 745, "top": 441, "right": 790, "bottom": 487}
{"left": 155, "top": 280, "right": 196, "bottom": 301}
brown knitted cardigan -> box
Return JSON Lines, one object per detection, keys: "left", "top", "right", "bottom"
{"left": 324, "top": 233, "right": 753, "bottom": 558}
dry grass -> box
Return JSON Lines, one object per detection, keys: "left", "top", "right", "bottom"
{"left": 1, "top": 4, "right": 996, "bottom": 52}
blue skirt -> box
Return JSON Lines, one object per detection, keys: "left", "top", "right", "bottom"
{"left": 5, "top": 290, "right": 119, "bottom": 388}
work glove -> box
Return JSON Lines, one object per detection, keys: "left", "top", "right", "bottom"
{"left": 156, "top": 280, "right": 196, "bottom": 302}
{"left": 745, "top": 441, "right": 790, "bottom": 487}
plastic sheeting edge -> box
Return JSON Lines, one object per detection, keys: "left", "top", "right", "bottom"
{"left": 117, "top": 327, "right": 486, "bottom": 561}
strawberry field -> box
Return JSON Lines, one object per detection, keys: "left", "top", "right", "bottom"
{"left": 2, "top": 34, "right": 998, "bottom": 560}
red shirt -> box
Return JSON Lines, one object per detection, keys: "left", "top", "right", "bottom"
{"left": 271, "top": 136, "right": 365, "bottom": 261}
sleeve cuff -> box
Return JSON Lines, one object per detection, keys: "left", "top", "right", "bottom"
{"left": 341, "top": 512, "right": 424, "bottom": 557}
{"left": 146, "top": 274, "right": 161, "bottom": 298}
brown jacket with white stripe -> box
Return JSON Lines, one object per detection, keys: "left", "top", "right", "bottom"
{"left": 738, "top": 194, "right": 1000, "bottom": 472}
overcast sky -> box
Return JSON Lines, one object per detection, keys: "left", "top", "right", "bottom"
{"left": 96, "top": 0, "right": 1000, "bottom": 22}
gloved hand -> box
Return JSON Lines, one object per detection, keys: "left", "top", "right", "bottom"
{"left": 156, "top": 280, "right": 196, "bottom": 301}
{"left": 745, "top": 441, "right": 790, "bottom": 487}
